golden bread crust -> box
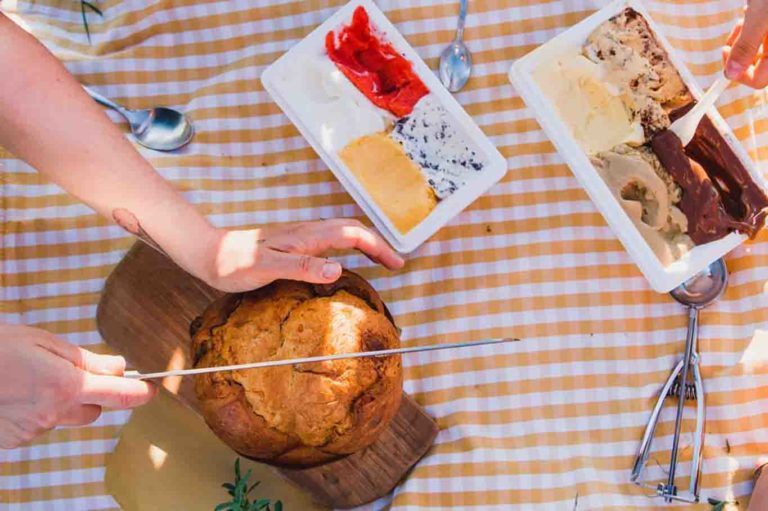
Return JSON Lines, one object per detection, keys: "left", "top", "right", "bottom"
{"left": 191, "top": 271, "right": 402, "bottom": 466}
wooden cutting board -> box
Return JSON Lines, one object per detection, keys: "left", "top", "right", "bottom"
{"left": 105, "top": 389, "right": 325, "bottom": 511}
{"left": 96, "top": 243, "right": 439, "bottom": 509}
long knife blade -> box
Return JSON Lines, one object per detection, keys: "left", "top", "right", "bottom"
{"left": 124, "top": 337, "right": 518, "bottom": 380}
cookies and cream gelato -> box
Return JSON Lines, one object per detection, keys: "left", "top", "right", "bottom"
{"left": 391, "top": 95, "right": 487, "bottom": 199}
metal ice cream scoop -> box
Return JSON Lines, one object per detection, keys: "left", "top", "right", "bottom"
{"left": 669, "top": 75, "right": 730, "bottom": 146}
{"left": 439, "top": 0, "right": 472, "bottom": 92}
{"left": 631, "top": 258, "right": 728, "bottom": 504}
{"left": 84, "top": 86, "right": 195, "bottom": 151}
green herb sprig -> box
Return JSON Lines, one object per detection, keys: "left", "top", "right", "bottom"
{"left": 216, "top": 458, "right": 283, "bottom": 511}
{"left": 708, "top": 497, "right": 738, "bottom": 510}
{"left": 79, "top": 1, "right": 103, "bottom": 44}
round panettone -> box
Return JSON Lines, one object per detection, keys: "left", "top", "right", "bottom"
{"left": 190, "top": 270, "right": 403, "bottom": 467}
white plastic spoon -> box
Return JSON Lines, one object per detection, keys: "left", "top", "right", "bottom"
{"left": 669, "top": 75, "right": 730, "bottom": 147}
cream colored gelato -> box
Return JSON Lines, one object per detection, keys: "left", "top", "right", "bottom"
{"left": 274, "top": 53, "right": 392, "bottom": 152}
{"left": 592, "top": 146, "right": 693, "bottom": 266}
{"left": 534, "top": 52, "right": 644, "bottom": 155}
{"left": 584, "top": 8, "right": 691, "bottom": 134}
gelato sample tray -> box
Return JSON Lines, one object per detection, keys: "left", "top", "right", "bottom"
{"left": 262, "top": 0, "right": 507, "bottom": 253}
{"left": 509, "top": 0, "right": 768, "bottom": 292}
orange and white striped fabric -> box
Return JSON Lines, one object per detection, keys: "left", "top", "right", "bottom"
{"left": 2, "top": 0, "right": 768, "bottom": 509}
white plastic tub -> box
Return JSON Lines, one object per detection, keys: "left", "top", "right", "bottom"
{"left": 509, "top": 0, "right": 768, "bottom": 293}
{"left": 262, "top": 0, "right": 507, "bottom": 253}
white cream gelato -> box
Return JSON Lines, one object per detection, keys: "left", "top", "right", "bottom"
{"left": 534, "top": 52, "right": 644, "bottom": 155}
{"left": 273, "top": 53, "right": 392, "bottom": 152}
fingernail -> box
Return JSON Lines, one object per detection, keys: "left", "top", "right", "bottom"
{"left": 726, "top": 60, "right": 745, "bottom": 79}
{"left": 322, "top": 261, "right": 341, "bottom": 280}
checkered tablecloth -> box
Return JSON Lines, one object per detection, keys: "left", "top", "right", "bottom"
{"left": 3, "top": 0, "right": 768, "bottom": 509}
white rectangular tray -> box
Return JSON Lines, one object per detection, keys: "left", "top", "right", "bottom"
{"left": 509, "top": 0, "right": 768, "bottom": 293}
{"left": 262, "top": 0, "right": 507, "bottom": 253}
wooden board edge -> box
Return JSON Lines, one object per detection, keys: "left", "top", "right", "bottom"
{"left": 277, "top": 392, "right": 439, "bottom": 508}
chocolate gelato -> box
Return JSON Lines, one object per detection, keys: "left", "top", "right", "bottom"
{"left": 651, "top": 108, "right": 768, "bottom": 244}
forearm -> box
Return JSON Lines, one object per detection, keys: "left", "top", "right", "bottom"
{"left": 0, "top": 14, "right": 218, "bottom": 278}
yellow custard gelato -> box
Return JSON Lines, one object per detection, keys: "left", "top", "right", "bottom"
{"left": 340, "top": 133, "right": 437, "bottom": 234}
